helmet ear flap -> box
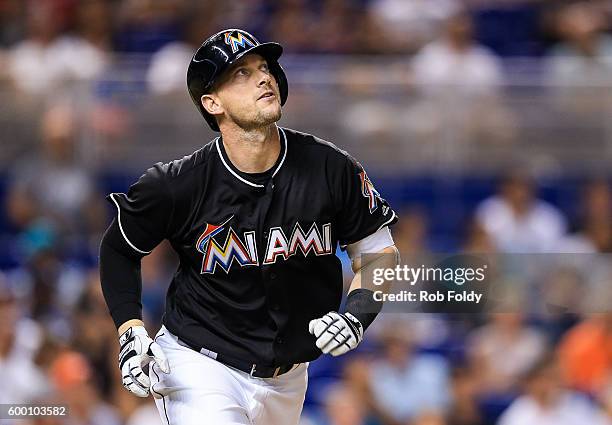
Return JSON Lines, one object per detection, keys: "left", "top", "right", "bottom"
{"left": 268, "top": 60, "right": 288, "bottom": 106}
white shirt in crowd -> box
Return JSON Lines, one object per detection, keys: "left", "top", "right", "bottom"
{"left": 498, "top": 392, "right": 611, "bottom": 425}
{"left": 8, "top": 36, "right": 107, "bottom": 94}
{"left": 412, "top": 40, "right": 503, "bottom": 96}
{"left": 476, "top": 196, "right": 567, "bottom": 253}
{"left": 0, "top": 319, "right": 49, "bottom": 404}
{"left": 146, "top": 42, "right": 194, "bottom": 95}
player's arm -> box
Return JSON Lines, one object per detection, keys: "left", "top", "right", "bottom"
{"left": 309, "top": 227, "right": 400, "bottom": 356}
{"left": 99, "top": 164, "right": 173, "bottom": 397}
{"left": 99, "top": 218, "right": 170, "bottom": 398}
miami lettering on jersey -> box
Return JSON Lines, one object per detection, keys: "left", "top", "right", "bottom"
{"left": 264, "top": 223, "right": 332, "bottom": 265}
{"left": 359, "top": 170, "right": 380, "bottom": 213}
{"left": 196, "top": 220, "right": 333, "bottom": 274}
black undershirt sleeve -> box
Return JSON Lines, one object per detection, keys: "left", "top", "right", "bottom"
{"left": 99, "top": 218, "right": 147, "bottom": 328}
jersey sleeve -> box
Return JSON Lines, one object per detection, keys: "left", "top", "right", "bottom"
{"left": 106, "top": 163, "right": 174, "bottom": 255}
{"left": 335, "top": 155, "right": 398, "bottom": 248}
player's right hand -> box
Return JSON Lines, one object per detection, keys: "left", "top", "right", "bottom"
{"left": 118, "top": 326, "right": 170, "bottom": 397}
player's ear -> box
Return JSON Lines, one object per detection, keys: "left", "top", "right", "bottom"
{"left": 201, "top": 94, "right": 224, "bottom": 117}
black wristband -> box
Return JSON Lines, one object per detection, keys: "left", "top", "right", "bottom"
{"left": 344, "top": 288, "right": 382, "bottom": 331}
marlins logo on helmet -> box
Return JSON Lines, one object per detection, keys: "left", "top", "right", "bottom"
{"left": 224, "top": 31, "right": 256, "bottom": 53}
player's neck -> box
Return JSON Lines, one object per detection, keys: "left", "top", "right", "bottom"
{"left": 220, "top": 124, "right": 281, "bottom": 174}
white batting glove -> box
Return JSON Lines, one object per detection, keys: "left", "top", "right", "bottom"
{"left": 309, "top": 311, "right": 364, "bottom": 357}
{"left": 118, "top": 326, "right": 169, "bottom": 397}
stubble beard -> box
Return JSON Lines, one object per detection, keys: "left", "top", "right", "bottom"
{"left": 230, "top": 102, "right": 282, "bottom": 131}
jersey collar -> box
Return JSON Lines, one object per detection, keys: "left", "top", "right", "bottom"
{"left": 215, "top": 127, "right": 288, "bottom": 188}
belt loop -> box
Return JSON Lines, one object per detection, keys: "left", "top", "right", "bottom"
{"left": 272, "top": 366, "right": 280, "bottom": 378}
{"left": 250, "top": 364, "right": 257, "bottom": 377}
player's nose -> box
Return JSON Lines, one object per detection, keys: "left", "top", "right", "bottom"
{"left": 257, "top": 70, "right": 272, "bottom": 87}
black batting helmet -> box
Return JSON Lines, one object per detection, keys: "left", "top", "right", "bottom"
{"left": 186, "top": 29, "right": 288, "bottom": 131}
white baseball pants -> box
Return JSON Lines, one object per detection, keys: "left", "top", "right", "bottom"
{"left": 149, "top": 326, "right": 308, "bottom": 425}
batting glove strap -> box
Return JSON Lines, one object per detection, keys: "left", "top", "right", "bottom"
{"left": 308, "top": 311, "right": 364, "bottom": 357}
{"left": 342, "top": 312, "right": 364, "bottom": 340}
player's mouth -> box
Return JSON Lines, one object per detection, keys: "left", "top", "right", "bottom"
{"left": 257, "top": 91, "right": 275, "bottom": 101}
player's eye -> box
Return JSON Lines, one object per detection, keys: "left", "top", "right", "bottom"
{"left": 235, "top": 68, "right": 249, "bottom": 77}
{"left": 260, "top": 63, "right": 269, "bottom": 72}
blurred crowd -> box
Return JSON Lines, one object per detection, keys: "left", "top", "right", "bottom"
{"left": 2, "top": 103, "right": 612, "bottom": 425}
{"left": 0, "top": 0, "right": 611, "bottom": 94}
{"left": 2, "top": 0, "right": 612, "bottom": 425}
{"left": 1, "top": 0, "right": 612, "bottom": 172}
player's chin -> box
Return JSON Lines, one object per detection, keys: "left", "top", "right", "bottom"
{"left": 259, "top": 103, "right": 282, "bottom": 123}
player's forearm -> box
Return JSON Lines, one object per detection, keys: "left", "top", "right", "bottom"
{"left": 99, "top": 219, "right": 145, "bottom": 329}
{"left": 345, "top": 245, "right": 399, "bottom": 329}
{"left": 349, "top": 245, "right": 399, "bottom": 293}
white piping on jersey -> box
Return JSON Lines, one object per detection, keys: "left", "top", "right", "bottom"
{"left": 109, "top": 193, "right": 152, "bottom": 255}
{"left": 272, "top": 127, "right": 288, "bottom": 178}
{"left": 378, "top": 210, "right": 397, "bottom": 232}
{"left": 215, "top": 126, "right": 288, "bottom": 187}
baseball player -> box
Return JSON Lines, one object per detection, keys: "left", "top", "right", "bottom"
{"left": 99, "top": 29, "right": 399, "bottom": 425}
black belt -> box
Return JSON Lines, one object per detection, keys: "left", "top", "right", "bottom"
{"left": 175, "top": 336, "right": 297, "bottom": 378}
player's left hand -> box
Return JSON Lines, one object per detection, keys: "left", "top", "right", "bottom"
{"left": 308, "top": 311, "right": 363, "bottom": 356}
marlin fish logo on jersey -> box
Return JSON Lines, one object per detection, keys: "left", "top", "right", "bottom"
{"left": 359, "top": 170, "right": 380, "bottom": 213}
{"left": 196, "top": 220, "right": 333, "bottom": 273}
{"left": 196, "top": 216, "right": 258, "bottom": 274}
{"left": 224, "top": 31, "right": 256, "bottom": 53}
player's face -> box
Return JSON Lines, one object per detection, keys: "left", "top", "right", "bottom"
{"left": 210, "top": 54, "right": 282, "bottom": 131}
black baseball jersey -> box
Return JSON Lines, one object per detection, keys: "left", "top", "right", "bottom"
{"left": 108, "top": 127, "right": 397, "bottom": 366}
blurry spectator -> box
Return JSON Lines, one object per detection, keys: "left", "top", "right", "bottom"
{"left": 447, "top": 366, "right": 484, "bottom": 425}
{"left": 71, "top": 270, "right": 117, "bottom": 399}
{"left": 49, "top": 350, "right": 121, "bottom": 425}
{"left": 322, "top": 382, "right": 379, "bottom": 425}
{"left": 7, "top": 0, "right": 63, "bottom": 94}
{"left": 475, "top": 170, "right": 567, "bottom": 253}
{"left": 546, "top": 2, "right": 612, "bottom": 117}
{"left": 558, "top": 313, "right": 612, "bottom": 395}
{"left": 114, "top": 0, "right": 183, "bottom": 53}
{"left": 412, "top": 10, "right": 504, "bottom": 96}
{"left": 547, "top": 2, "right": 612, "bottom": 86}
{"left": 267, "top": 0, "right": 314, "bottom": 53}
{"left": 0, "top": 274, "right": 49, "bottom": 403}
{"left": 410, "top": 10, "right": 516, "bottom": 152}
{"left": 535, "top": 267, "right": 582, "bottom": 344}
{"left": 369, "top": 321, "right": 450, "bottom": 423}
{"left": 467, "top": 312, "right": 547, "bottom": 394}
{"left": 497, "top": 353, "right": 611, "bottom": 425}
{"left": 20, "top": 228, "right": 64, "bottom": 323}
{"left": 462, "top": 218, "right": 496, "bottom": 253}
{"left": 561, "top": 179, "right": 612, "bottom": 253}
{"left": 313, "top": 0, "right": 362, "bottom": 54}
{"left": 392, "top": 208, "right": 430, "bottom": 257}
{"left": 7, "top": 0, "right": 108, "bottom": 96}
{"left": 6, "top": 104, "right": 106, "bottom": 244}
{"left": 146, "top": 5, "right": 217, "bottom": 95}
{"left": 369, "top": 0, "right": 460, "bottom": 53}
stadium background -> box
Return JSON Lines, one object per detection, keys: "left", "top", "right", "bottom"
{"left": 2, "top": 0, "right": 612, "bottom": 424}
